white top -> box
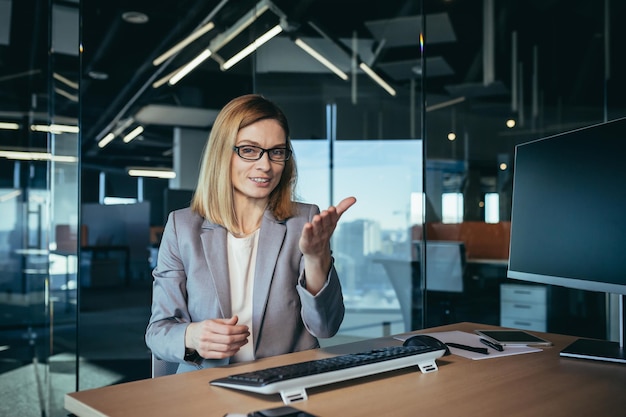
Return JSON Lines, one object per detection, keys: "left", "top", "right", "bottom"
{"left": 227, "top": 229, "right": 260, "bottom": 363}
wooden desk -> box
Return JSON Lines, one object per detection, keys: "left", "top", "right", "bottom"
{"left": 65, "top": 323, "right": 626, "bottom": 416}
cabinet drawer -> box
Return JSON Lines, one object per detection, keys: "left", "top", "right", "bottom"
{"left": 500, "top": 284, "right": 546, "bottom": 304}
{"left": 500, "top": 317, "right": 546, "bottom": 332}
{"left": 501, "top": 300, "right": 547, "bottom": 320}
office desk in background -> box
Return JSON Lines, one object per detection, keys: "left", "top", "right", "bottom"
{"left": 65, "top": 322, "right": 626, "bottom": 417}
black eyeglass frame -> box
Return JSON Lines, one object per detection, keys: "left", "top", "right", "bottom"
{"left": 232, "top": 145, "right": 293, "bottom": 162}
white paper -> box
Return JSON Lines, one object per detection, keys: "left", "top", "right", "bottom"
{"left": 395, "top": 330, "right": 543, "bottom": 360}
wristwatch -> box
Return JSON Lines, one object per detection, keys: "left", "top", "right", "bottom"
{"left": 184, "top": 348, "right": 201, "bottom": 364}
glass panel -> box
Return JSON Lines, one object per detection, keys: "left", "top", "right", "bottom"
{"left": 0, "top": 1, "right": 80, "bottom": 415}
{"left": 294, "top": 138, "right": 423, "bottom": 338}
{"left": 422, "top": 0, "right": 624, "bottom": 335}
{"left": 333, "top": 139, "right": 423, "bottom": 338}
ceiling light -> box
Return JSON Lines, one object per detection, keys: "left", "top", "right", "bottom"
{"left": 294, "top": 38, "right": 348, "bottom": 80}
{"left": 98, "top": 133, "right": 116, "bottom": 148}
{"left": 168, "top": 49, "right": 212, "bottom": 86}
{"left": 0, "top": 121, "right": 20, "bottom": 130}
{"left": 222, "top": 24, "right": 283, "bottom": 70}
{"left": 122, "top": 11, "right": 149, "bottom": 24}
{"left": 0, "top": 150, "right": 77, "bottom": 163}
{"left": 211, "top": 1, "right": 270, "bottom": 54}
{"left": 98, "top": 118, "right": 134, "bottom": 148}
{"left": 359, "top": 62, "right": 396, "bottom": 96}
{"left": 55, "top": 87, "right": 78, "bottom": 102}
{"left": 153, "top": 1, "right": 271, "bottom": 89}
{"left": 53, "top": 73, "right": 78, "bottom": 90}
{"left": 30, "top": 124, "right": 79, "bottom": 134}
{"left": 426, "top": 97, "right": 466, "bottom": 112}
{"left": 127, "top": 168, "right": 176, "bottom": 179}
{"left": 123, "top": 126, "right": 144, "bottom": 143}
{"left": 0, "top": 190, "right": 22, "bottom": 203}
{"left": 153, "top": 22, "right": 215, "bottom": 66}
{"left": 88, "top": 70, "right": 109, "bottom": 80}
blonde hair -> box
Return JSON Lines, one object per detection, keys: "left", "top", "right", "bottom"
{"left": 190, "top": 94, "right": 297, "bottom": 232}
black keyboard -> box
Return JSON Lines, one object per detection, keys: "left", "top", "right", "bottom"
{"left": 210, "top": 344, "right": 446, "bottom": 404}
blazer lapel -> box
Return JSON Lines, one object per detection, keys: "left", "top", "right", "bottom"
{"left": 252, "top": 211, "right": 286, "bottom": 350}
{"left": 199, "top": 220, "right": 231, "bottom": 318}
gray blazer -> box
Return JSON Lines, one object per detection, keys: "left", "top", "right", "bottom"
{"left": 145, "top": 203, "right": 345, "bottom": 373}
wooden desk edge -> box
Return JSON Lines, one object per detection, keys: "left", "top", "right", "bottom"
{"left": 63, "top": 322, "right": 610, "bottom": 417}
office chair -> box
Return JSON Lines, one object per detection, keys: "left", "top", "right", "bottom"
{"left": 373, "top": 241, "right": 466, "bottom": 331}
{"left": 419, "top": 241, "right": 466, "bottom": 326}
{"left": 151, "top": 354, "right": 178, "bottom": 378}
{"left": 420, "top": 241, "right": 465, "bottom": 293}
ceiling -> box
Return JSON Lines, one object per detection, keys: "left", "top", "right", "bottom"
{"left": 1, "top": 0, "right": 624, "bottom": 174}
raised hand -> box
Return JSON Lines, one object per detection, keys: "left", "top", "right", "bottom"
{"left": 299, "top": 196, "right": 356, "bottom": 295}
{"left": 299, "top": 196, "right": 356, "bottom": 257}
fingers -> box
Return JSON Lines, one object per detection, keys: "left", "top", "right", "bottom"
{"left": 190, "top": 317, "right": 251, "bottom": 360}
{"left": 299, "top": 197, "right": 356, "bottom": 256}
{"left": 334, "top": 196, "right": 357, "bottom": 217}
{"left": 312, "top": 196, "right": 356, "bottom": 233}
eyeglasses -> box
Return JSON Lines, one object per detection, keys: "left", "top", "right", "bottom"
{"left": 232, "top": 145, "right": 292, "bottom": 162}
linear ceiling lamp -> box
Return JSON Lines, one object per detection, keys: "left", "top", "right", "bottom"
{"left": 154, "top": 0, "right": 271, "bottom": 88}
{"left": 123, "top": 126, "right": 144, "bottom": 143}
{"left": 168, "top": 49, "right": 212, "bottom": 86}
{"left": 0, "top": 150, "right": 77, "bottom": 163}
{"left": 98, "top": 133, "right": 115, "bottom": 148}
{"left": 0, "top": 121, "right": 20, "bottom": 130}
{"left": 222, "top": 24, "right": 282, "bottom": 70}
{"left": 99, "top": 117, "right": 134, "bottom": 148}
{"left": 212, "top": 1, "right": 271, "bottom": 54}
{"left": 31, "top": 124, "right": 80, "bottom": 134}
{"left": 153, "top": 21, "right": 215, "bottom": 66}
{"left": 306, "top": 20, "right": 396, "bottom": 96}
{"left": 127, "top": 167, "right": 176, "bottom": 179}
{"left": 294, "top": 38, "right": 348, "bottom": 80}
{"left": 55, "top": 87, "right": 78, "bottom": 102}
{"left": 426, "top": 96, "right": 466, "bottom": 112}
{"left": 53, "top": 72, "right": 78, "bottom": 90}
{"left": 0, "top": 190, "right": 22, "bottom": 203}
{"left": 359, "top": 62, "right": 396, "bottom": 96}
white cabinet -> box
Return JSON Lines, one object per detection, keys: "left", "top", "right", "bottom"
{"left": 500, "top": 284, "right": 547, "bottom": 331}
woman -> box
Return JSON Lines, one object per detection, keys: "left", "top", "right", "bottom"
{"left": 146, "top": 94, "right": 356, "bottom": 373}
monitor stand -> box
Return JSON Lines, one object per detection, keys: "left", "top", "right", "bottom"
{"left": 560, "top": 294, "right": 626, "bottom": 364}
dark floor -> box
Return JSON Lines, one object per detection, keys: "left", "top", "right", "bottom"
{"left": 0, "top": 281, "right": 154, "bottom": 417}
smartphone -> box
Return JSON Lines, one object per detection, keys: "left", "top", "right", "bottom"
{"left": 475, "top": 329, "right": 553, "bottom": 347}
{"left": 250, "top": 405, "right": 318, "bottom": 417}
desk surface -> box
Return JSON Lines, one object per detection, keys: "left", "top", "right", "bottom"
{"left": 65, "top": 322, "right": 626, "bottom": 417}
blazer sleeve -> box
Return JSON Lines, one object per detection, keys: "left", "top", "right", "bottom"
{"left": 145, "top": 210, "right": 207, "bottom": 366}
{"left": 295, "top": 204, "right": 345, "bottom": 338}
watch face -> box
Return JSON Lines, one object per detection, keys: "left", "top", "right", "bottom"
{"left": 184, "top": 349, "right": 200, "bottom": 363}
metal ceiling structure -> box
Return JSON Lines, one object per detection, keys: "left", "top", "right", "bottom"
{"left": 0, "top": 0, "right": 624, "bottom": 173}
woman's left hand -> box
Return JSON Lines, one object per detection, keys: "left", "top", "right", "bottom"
{"left": 299, "top": 196, "right": 356, "bottom": 294}
{"left": 299, "top": 196, "right": 356, "bottom": 256}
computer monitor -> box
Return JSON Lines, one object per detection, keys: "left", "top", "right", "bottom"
{"left": 507, "top": 116, "right": 626, "bottom": 364}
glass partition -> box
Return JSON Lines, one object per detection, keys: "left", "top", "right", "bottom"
{"left": 0, "top": 1, "right": 79, "bottom": 415}
{"left": 292, "top": 137, "right": 423, "bottom": 339}
{"left": 419, "top": 0, "right": 624, "bottom": 337}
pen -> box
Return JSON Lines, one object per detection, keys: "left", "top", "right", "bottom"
{"left": 480, "top": 338, "right": 504, "bottom": 352}
{"left": 445, "top": 342, "right": 489, "bottom": 355}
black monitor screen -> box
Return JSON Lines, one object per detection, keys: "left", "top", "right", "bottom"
{"left": 508, "top": 117, "right": 626, "bottom": 295}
